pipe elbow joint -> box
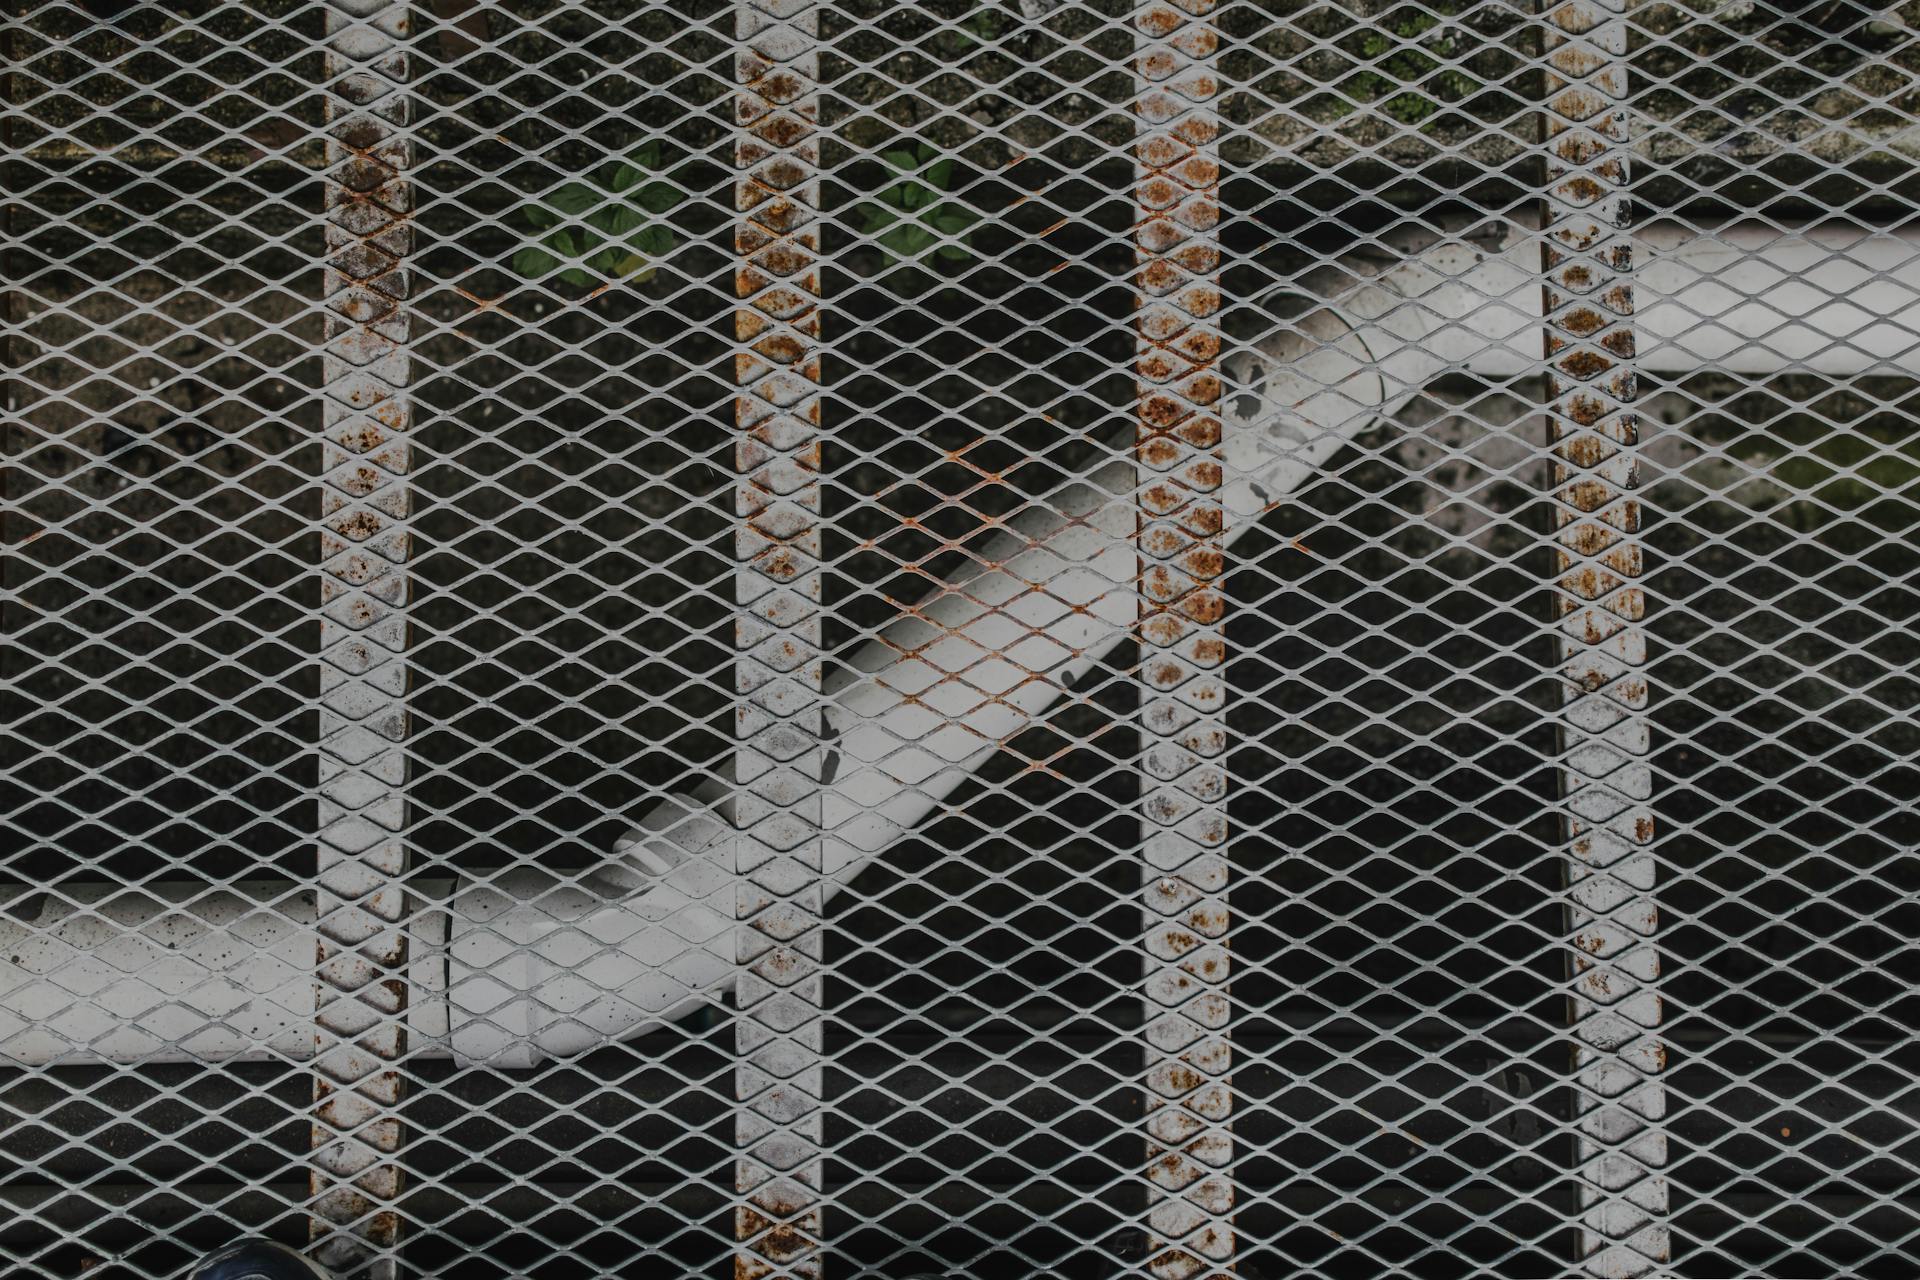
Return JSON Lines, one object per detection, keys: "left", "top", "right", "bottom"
{"left": 437, "top": 857, "right": 734, "bottom": 1069}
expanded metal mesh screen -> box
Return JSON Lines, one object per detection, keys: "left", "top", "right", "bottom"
{"left": 3, "top": 1, "right": 1919, "bottom": 1278}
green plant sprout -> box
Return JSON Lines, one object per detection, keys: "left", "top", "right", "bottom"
{"left": 856, "top": 142, "right": 979, "bottom": 267}
{"left": 1331, "top": 10, "right": 1481, "bottom": 126}
{"left": 512, "top": 141, "right": 683, "bottom": 288}
{"left": 950, "top": 6, "right": 1004, "bottom": 51}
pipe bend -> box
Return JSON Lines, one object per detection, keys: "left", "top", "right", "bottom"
{"left": 24, "top": 223, "right": 1920, "bottom": 1068}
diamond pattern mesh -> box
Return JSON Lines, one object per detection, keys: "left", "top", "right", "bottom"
{"left": 2, "top": 1, "right": 1918, "bottom": 1278}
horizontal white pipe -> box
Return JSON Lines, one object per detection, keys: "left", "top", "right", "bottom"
{"left": 0, "top": 881, "right": 449, "bottom": 1065}
{"left": 9, "top": 221, "right": 1920, "bottom": 1068}
{"left": 1330, "top": 219, "right": 1920, "bottom": 391}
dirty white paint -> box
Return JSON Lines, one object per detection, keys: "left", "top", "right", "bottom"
{"left": 313, "top": 0, "right": 415, "bottom": 1274}
{"left": 735, "top": 2, "right": 827, "bottom": 1276}
{"left": 1537, "top": 0, "right": 1667, "bottom": 1273}
{"left": 1134, "top": 2, "right": 1235, "bottom": 1277}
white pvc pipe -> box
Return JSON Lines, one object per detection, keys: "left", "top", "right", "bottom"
{"left": 443, "top": 218, "right": 1920, "bottom": 1065}
{"left": 0, "top": 312, "right": 1374, "bottom": 1070}
{"left": 9, "top": 221, "right": 1920, "bottom": 1068}
{"left": 0, "top": 881, "right": 448, "bottom": 1065}
{"left": 437, "top": 303, "right": 1384, "bottom": 1066}
{"left": 1331, "top": 219, "right": 1920, "bottom": 392}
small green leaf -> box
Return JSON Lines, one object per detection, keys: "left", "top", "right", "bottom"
{"left": 512, "top": 245, "right": 561, "bottom": 277}
{"left": 896, "top": 181, "right": 933, "bottom": 213}
{"left": 512, "top": 143, "right": 683, "bottom": 288}
{"left": 855, "top": 144, "right": 977, "bottom": 279}
{"left": 635, "top": 180, "right": 682, "bottom": 215}
{"left": 932, "top": 207, "right": 975, "bottom": 235}
{"left": 631, "top": 225, "right": 675, "bottom": 258}
{"left": 591, "top": 203, "right": 648, "bottom": 238}
{"left": 605, "top": 143, "right": 660, "bottom": 193}
{"left": 546, "top": 182, "right": 604, "bottom": 216}
{"left": 880, "top": 223, "right": 938, "bottom": 258}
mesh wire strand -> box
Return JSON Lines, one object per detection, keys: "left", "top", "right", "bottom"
{"left": 1, "top": 1, "right": 1918, "bottom": 1278}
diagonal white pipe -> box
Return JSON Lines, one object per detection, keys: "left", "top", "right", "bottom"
{"left": 7, "top": 221, "right": 1920, "bottom": 1067}
{"left": 435, "top": 301, "right": 1380, "bottom": 1065}
{"left": 0, "top": 310, "right": 1373, "bottom": 1069}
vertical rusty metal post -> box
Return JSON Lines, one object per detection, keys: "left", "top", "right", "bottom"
{"left": 734, "top": 3, "right": 825, "bottom": 1279}
{"left": 1538, "top": 0, "right": 1666, "bottom": 1275}
{"left": 1135, "top": 3, "right": 1232, "bottom": 1277}
{"left": 314, "top": 1, "right": 414, "bottom": 1274}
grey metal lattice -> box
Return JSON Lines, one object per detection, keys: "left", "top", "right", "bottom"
{"left": 3, "top": 2, "right": 1918, "bottom": 1278}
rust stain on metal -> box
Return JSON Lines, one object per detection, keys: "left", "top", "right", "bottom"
{"left": 1144, "top": 794, "right": 1191, "bottom": 827}
{"left": 754, "top": 1223, "right": 815, "bottom": 1263}
{"left": 1182, "top": 592, "right": 1224, "bottom": 625}
{"left": 1561, "top": 307, "right": 1607, "bottom": 337}
{"left": 1559, "top": 434, "right": 1617, "bottom": 472}
{"left": 338, "top": 465, "right": 383, "bottom": 497}
{"left": 1139, "top": 392, "right": 1191, "bottom": 431}
{"left": 1141, "top": 614, "right": 1187, "bottom": 647}
{"left": 1178, "top": 417, "right": 1222, "bottom": 452}
{"left": 1142, "top": 525, "right": 1186, "bottom": 558}
{"left": 1184, "top": 726, "right": 1227, "bottom": 756}
{"left": 1188, "top": 905, "right": 1227, "bottom": 935}
{"left": 1558, "top": 349, "right": 1613, "bottom": 380}
{"left": 1183, "top": 546, "right": 1223, "bottom": 580}
{"left": 758, "top": 547, "right": 802, "bottom": 581}
{"left": 1141, "top": 434, "right": 1183, "bottom": 467}
{"left": 334, "top": 423, "right": 386, "bottom": 453}
{"left": 1160, "top": 1064, "right": 1205, "bottom": 1095}
{"left": 754, "top": 113, "right": 810, "bottom": 151}
{"left": 1141, "top": 179, "right": 1233, "bottom": 1193}
{"left": 1141, "top": 482, "right": 1184, "bottom": 515}
{"left": 736, "top": 10, "right": 826, "bottom": 1277}
{"left": 1564, "top": 515, "right": 1617, "bottom": 555}
{"left": 755, "top": 332, "right": 807, "bottom": 364}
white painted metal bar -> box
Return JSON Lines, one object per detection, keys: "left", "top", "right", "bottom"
{"left": 313, "top": 1, "right": 415, "bottom": 1273}
{"left": 735, "top": 2, "right": 827, "bottom": 1276}
{"left": 1135, "top": 3, "right": 1234, "bottom": 1276}
{"left": 1537, "top": 1, "right": 1668, "bottom": 1274}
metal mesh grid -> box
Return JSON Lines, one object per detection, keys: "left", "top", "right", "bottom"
{"left": 2, "top": 1, "right": 1918, "bottom": 1277}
